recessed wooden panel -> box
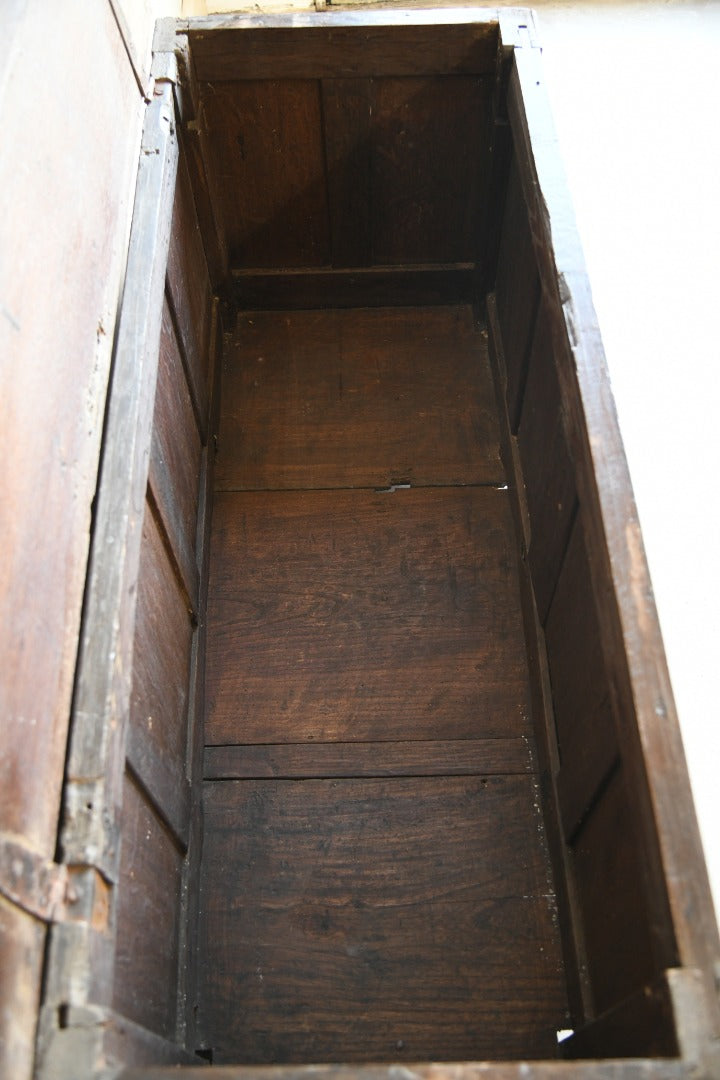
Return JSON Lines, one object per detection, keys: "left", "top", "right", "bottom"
{"left": 571, "top": 766, "right": 657, "bottom": 1016}
{"left": 206, "top": 487, "right": 530, "bottom": 746}
{"left": 494, "top": 156, "right": 539, "bottom": 429}
{"left": 188, "top": 17, "right": 500, "bottom": 81}
{"left": 322, "top": 79, "right": 373, "bottom": 268}
{"left": 127, "top": 499, "right": 193, "bottom": 838}
{"left": 166, "top": 146, "right": 213, "bottom": 431}
{"left": 113, "top": 772, "right": 182, "bottom": 1040}
{"left": 215, "top": 306, "right": 504, "bottom": 490}
{"left": 148, "top": 297, "right": 203, "bottom": 602}
{"left": 517, "top": 300, "right": 576, "bottom": 624}
{"left": 198, "top": 776, "right": 566, "bottom": 1062}
{"left": 200, "top": 80, "right": 330, "bottom": 269}
{"left": 545, "top": 516, "right": 619, "bottom": 838}
{"left": 371, "top": 77, "right": 487, "bottom": 265}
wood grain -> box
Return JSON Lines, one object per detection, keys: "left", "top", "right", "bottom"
{"left": 200, "top": 80, "right": 330, "bottom": 270}
{"left": 215, "top": 307, "right": 504, "bottom": 490}
{"left": 166, "top": 145, "right": 213, "bottom": 434}
{"left": 148, "top": 296, "right": 202, "bottom": 606}
{"left": 322, "top": 79, "right": 373, "bottom": 268}
{"left": 371, "top": 77, "right": 487, "bottom": 266}
{"left": 229, "top": 266, "right": 475, "bottom": 310}
{"left": 198, "top": 776, "right": 566, "bottom": 1063}
{"left": 544, "top": 515, "right": 619, "bottom": 840}
{"left": 126, "top": 498, "right": 193, "bottom": 846}
{"left": 494, "top": 156, "right": 539, "bottom": 431}
{"left": 570, "top": 765, "right": 657, "bottom": 1017}
{"left": 113, "top": 772, "right": 182, "bottom": 1041}
{"left": 188, "top": 15, "right": 499, "bottom": 81}
{"left": 516, "top": 299, "right": 577, "bottom": 625}
{"left": 204, "top": 738, "right": 533, "bottom": 780}
{"left": 206, "top": 487, "right": 531, "bottom": 746}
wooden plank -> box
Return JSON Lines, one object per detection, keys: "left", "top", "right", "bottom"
{"left": 60, "top": 81, "right": 178, "bottom": 884}
{"left": 204, "top": 738, "right": 533, "bottom": 780}
{"left": 117, "top": 1062, "right": 693, "bottom": 1080}
{"left": 166, "top": 144, "right": 213, "bottom": 436}
{"left": 215, "top": 306, "right": 504, "bottom": 490}
{"left": 206, "top": 487, "right": 531, "bottom": 746}
{"left": 187, "top": 14, "right": 500, "bottom": 81}
{"left": 563, "top": 976, "right": 678, "bottom": 1059}
{"left": 199, "top": 80, "right": 330, "bottom": 270}
{"left": 493, "top": 154, "right": 539, "bottom": 430}
{"left": 229, "top": 266, "right": 475, "bottom": 309}
{"left": 113, "top": 772, "right": 182, "bottom": 1042}
{"left": 176, "top": 299, "right": 224, "bottom": 1050}
{"left": 486, "top": 286, "right": 592, "bottom": 1024}
{"left": 0, "top": 897, "right": 45, "bottom": 1080}
{"left": 126, "top": 498, "right": 194, "bottom": 847}
{"left": 322, "top": 79, "right": 373, "bottom": 268}
{"left": 0, "top": 0, "right": 139, "bottom": 874}
{"left": 517, "top": 299, "right": 577, "bottom": 625}
{"left": 198, "top": 775, "right": 566, "bottom": 1063}
{"left": 544, "top": 515, "right": 619, "bottom": 839}
{"left": 371, "top": 77, "right": 488, "bottom": 265}
{"left": 147, "top": 296, "right": 202, "bottom": 608}
{"left": 570, "top": 765, "right": 658, "bottom": 1018}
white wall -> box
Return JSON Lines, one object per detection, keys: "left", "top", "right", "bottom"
{"left": 530, "top": 0, "right": 720, "bottom": 922}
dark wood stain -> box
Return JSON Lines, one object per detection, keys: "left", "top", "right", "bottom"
{"left": 198, "top": 776, "right": 566, "bottom": 1063}
{"left": 203, "top": 737, "right": 533, "bottom": 781}
{"left": 494, "top": 156, "right": 539, "bottom": 431}
{"left": 126, "top": 497, "right": 194, "bottom": 845}
{"left": 570, "top": 765, "right": 657, "bottom": 1017}
{"left": 516, "top": 299, "right": 577, "bottom": 625}
{"left": 201, "top": 80, "right": 330, "bottom": 269}
{"left": 113, "top": 772, "right": 182, "bottom": 1040}
{"left": 206, "top": 487, "right": 530, "bottom": 746}
{"left": 371, "top": 77, "right": 487, "bottom": 265}
{"left": 215, "top": 306, "right": 504, "bottom": 490}
{"left": 166, "top": 146, "right": 213, "bottom": 434}
{"left": 148, "top": 296, "right": 203, "bottom": 605}
{"left": 188, "top": 18, "right": 500, "bottom": 81}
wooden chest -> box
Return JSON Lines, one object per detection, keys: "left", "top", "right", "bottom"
{"left": 33, "top": 9, "right": 720, "bottom": 1079}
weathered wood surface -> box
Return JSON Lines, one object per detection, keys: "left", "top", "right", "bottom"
{"left": 166, "top": 144, "right": 213, "bottom": 437}
{"left": 175, "top": 299, "right": 224, "bottom": 1052}
{"left": 0, "top": 8, "right": 140, "bottom": 1074}
{"left": 215, "top": 307, "right": 503, "bottom": 490}
{"left": 112, "top": 773, "right": 183, "bottom": 1042}
{"left": 200, "top": 74, "right": 491, "bottom": 273}
{"left": 371, "top": 77, "right": 487, "bottom": 265}
{"left": 206, "top": 487, "right": 530, "bottom": 746}
{"left": 544, "top": 516, "right": 619, "bottom": 840}
{"left": 493, "top": 155, "right": 539, "bottom": 431}
{"left": 198, "top": 775, "right": 565, "bottom": 1063}
{"left": 570, "top": 765, "right": 657, "bottom": 1017}
{"left": 126, "top": 497, "right": 193, "bottom": 846}
{"left": 204, "top": 738, "right": 533, "bottom": 780}
{"left": 58, "top": 81, "right": 178, "bottom": 880}
{"left": 118, "top": 1064, "right": 695, "bottom": 1080}
{"left": 516, "top": 299, "right": 577, "bottom": 624}
{"left": 148, "top": 296, "right": 202, "bottom": 608}
{"left": 201, "top": 79, "right": 329, "bottom": 270}
{"left": 322, "top": 78, "right": 373, "bottom": 267}
{"left": 508, "top": 37, "right": 720, "bottom": 1037}
{"left": 186, "top": 12, "right": 500, "bottom": 81}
